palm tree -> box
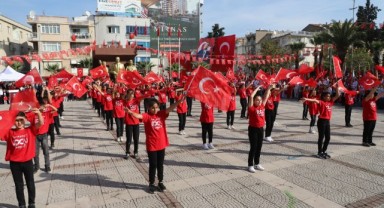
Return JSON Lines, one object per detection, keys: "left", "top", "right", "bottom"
{"left": 289, "top": 42, "right": 306, "bottom": 69}
{"left": 44, "top": 64, "right": 61, "bottom": 73}
{"left": 191, "top": 61, "right": 210, "bottom": 69}
{"left": 318, "top": 19, "right": 362, "bottom": 68}
{"left": 207, "top": 23, "right": 225, "bottom": 38}
{"left": 11, "top": 61, "right": 24, "bottom": 72}
{"left": 79, "top": 58, "right": 93, "bottom": 69}
{"left": 136, "top": 61, "right": 155, "bottom": 74}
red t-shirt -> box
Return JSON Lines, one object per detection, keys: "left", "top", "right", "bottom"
{"left": 51, "top": 96, "right": 63, "bottom": 117}
{"left": 318, "top": 101, "right": 334, "bottom": 120}
{"left": 101, "top": 90, "right": 107, "bottom": 106}
{"left": 103, "top": 94, "right": 113, "bottom": 111}
{"left": 362, "top": 98, "right": 377, "bottom": 121}
{"left": 238, "top": 88, "right": 247, "bottom": 99}
{"left": 2, "top": 122, "right": 38, "bottom": 162}
{"left": 168, "top": 88, "right": 176, "bottom": 99}
{"left": 246, "top": 88, "right": 253, "bottom": 97}
{"left": 176, "top": 95, "right": 187, "bottom": 114}
{"left": 38, "top": 106, "right": 53, "bottom": 134}
{"left": 142, "top": 110, "right": 169, "bottom": 151}
{"left": 200, "top": 102, "right": 214, "bottom": 123}
{"left": 96, "top": 91, "right": 102, "bottom": 103}
{"left": 113, "top": 98, "right": 125, "bottom": 118}
{"left": 273, "top": 94, "right": 281, "bottom": 102}
{"left": 344, "top": 93, "right": 355, "bottom": 106}
{"left": 308, "top": 96, "right": 319, "bottom": 115}
{"left": 248, "top": 104, "right": 265, "bottom": 128}
{"left": 228, "top": 95, "right": 236, "bottom": 111}
{"left": 302, "top": 90, "right": 310, "bottom": 105}
{"left": 157, "top": 91, "right": 167, "bottom": 104}
{"left": 124, "top": 99, "right": 140, "bottom": 125}
{"left": 265, "top": 96, "right": 274, "bottom": 110}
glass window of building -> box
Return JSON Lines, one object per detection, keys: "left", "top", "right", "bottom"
{"left": 126, "top": 26, "right": 149, "bottom": 35}
{"left": 108, "top": 26, "right": 120, "bottom": 34}
{"left": 42, "top": 42, "right": 61, "bottom": 52}
{"left": 41, "top": 24, "right": 60, "bottom": 34}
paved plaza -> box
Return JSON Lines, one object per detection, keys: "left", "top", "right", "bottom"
{"left": 1, "top": 98, "right": 384, "bottom": 208}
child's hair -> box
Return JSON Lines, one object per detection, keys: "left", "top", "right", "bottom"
{"left": 321, "top": 92, "right": 331, "bottom": 100}
{"left": 16, "top": 111, "right": 26, "bottom": 118}
{"left": 146, "top": 98, "right": 160, "bottom": 109}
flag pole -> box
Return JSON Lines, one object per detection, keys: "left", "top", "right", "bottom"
{"left": 178, "top": 35, "right": 181, "bottom": 80}
{"left": 169, "top": 24, "right": 171, "bottom": 83}
{"left": 157, "top": 25, "right": 160, "bottom": 76}
{"left": 185, "top": 66, "right": 201, "bottom": 93}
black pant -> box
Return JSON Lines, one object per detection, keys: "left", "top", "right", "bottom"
{"left": 345, "top": 104, "right": 352, "bottom": 126}
{"left": 226, "top": 110, "right": 235, "bottom": 126}
{"left": 265, "top": 109, "right": 275, "bottom": 137}
{"left": 48, "top": 123, "right": 55, "bottom": 145}
{"left": 147, "top": 149, "right": 165, "bottom": 185}
{"left": 310, "top": 114, "right": 317, "bottom": 127}
{"left": 201, "top": 122, "right": 213, "bottom": 144}
{"left": 144, "top": 98, "right": 150, "bottom": 113}
{"left": 53, "top": 116, "right": 61, "bottom": 134}
{"left": 59, "top": 102, "right": 64, "bottom": 117}
{"left": 10, "top": 160, "right": 35, "bottom": 207}
{"left": 363, "top": 120, "right": 376, "bottom": 143}
{"left": 248, "top": 126, "right": 264, "bottom": 166}
{"left": 240, "top": 98, "right": 247, "bottom": 118}
{"left": 187, "top": 97, "right": 193, "bottom": 115}
{"left": 105, "top": 110, "right": 113, "bottom": 129}
{"left": 169, "top": 98, "right": 175, "bottom": 105}
{"left": 302, "top": 104, "right": 308, "bottom": 119}
{"left": 34, "top": 134, "right": 50, "bottom": 168}
{"left": 273, "top": 101, "right": 279, "bottom": 117}
{"left": 126, "top": 124, "right": 140, "bottom": 154}
{"left": 92, "top": 98, "right": 96, "bottom": 109}
{"left": 115, "top": 117, "right": 124, "bottom": 137}
{"left": 160, "top": 103, "right": 166, "bottom": 111}
{"left": 101, "top": 105, "right": 105, "bottom": 120}
{"left": 178, "top": 113, "right": 186, "bottom": 131}
{"left": 95, "top": 102, "right": 101, "bottom": 116}
{"left": 317, "top": 118, "right": 330, "bottom": 154}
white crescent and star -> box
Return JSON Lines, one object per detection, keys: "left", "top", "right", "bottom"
{"left": 198, "top": 77, "right": 219, "bottom": 94}
{"left": 365, "top": 79, "right": 375, "bottom": 86}
{"left": 260, "top": 74, "right": 267, "bottom": 80}
{"left": 147, "top": 77, "right": 155, "bottom": 82}
{"left": 120, "top": 73, "right": 126, "bottom": 81}
{"left": 72, "top": 83, "right": 81, "bottom": 91}
{"left": 132, "top": 78, "right": 141, "bottom": 85}
{"left": 23, "top": 75, "right": 35, "bottom": 84}
{"left": 286, "top": 72, "right": 296, "bottom": 79}
{"left": 97, "top": 69, "right": 104, "bottom": 76}
{"left": 219, "top": 42, "right": 230, "bottom": 54}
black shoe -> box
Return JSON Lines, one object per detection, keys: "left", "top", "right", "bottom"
{"left": 106, "top": 128, "right": 109, "bottom": 131}
{"left": 57, "top": 132, "right": 61, "bottom": 135}
{"left": 124, "top": 154, "right": 129, "bottom": 160}
{"left": 346, "top": 124, "right": 353, "bottom": 127}
{"left": 316, "top": 153, "right": 325, "bottom": 159}
{"left": 369, "top": 142, "right": 376, "bottom": 146}
{"left": 305, "top": 117, "right": 309, "bottom": 120}
{"left": 45, "top": 166, "right": 51, "bottom": 172}
{"left": 33, "top": 166, "right": 39, "bottom": 174}
{"left": 323, "top": 152, "right": 331, "bottom": 159}
{"left": 110, "top": 128, "right": 114, "bottom": 130}
{"left": 28, "top": 204, "right": 36, "bottom": 208}
{"left": 58, "top": 125, "right": 62, "bottom": 127}
{"left": 362, "top": 143, "right": 370, "bottom": 147}
{"left": 50, "top": 144, "right": 55, "bottom": 149}
{"left": 148, "top": 184, "right": 157, "bottom": 194}
{"left": 158, "top": 182, "right": 167, "bottom": 192}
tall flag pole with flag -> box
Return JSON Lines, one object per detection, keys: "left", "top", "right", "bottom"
{"left": 157, "top": 24, "right": 161, "bottom": 76}
{"left": 168, "top": 23, "right": 172, "bottom": 81}
{"left": 178, "top": 24, "right": 181, "bottom": 79}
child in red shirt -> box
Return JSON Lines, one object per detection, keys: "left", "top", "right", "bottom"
{"left": 362, "top": 86, "right": 384, "bottom": 146}
{"left": 126, "top": 97, "right": 183, "bottom": 194}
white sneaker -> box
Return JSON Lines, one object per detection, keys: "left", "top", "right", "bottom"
{"left": 309, "top": 129, "right": 316, "bottom": 134}
{"left": 248, "top": 166, "right": 256, "bottom": 173}
{"left": 60, "top": 116, "right": 64, "bottom": 119}
{"left": 179, "top": 131, "right": 183, "bottom": 135}
{"left": 231, "top": 125, "right": 236, "bottom": 130}
{"left": 255, "top": 164, "right": 265, "bottom": 171}
{"left": 208, "top": 143, "right": 215, "bottom": 149}
{"left": 227, "top": 125, "right": 231, "bottom": 130}
{"left": 264, "top": 137, "right": 274, "bottom": 142}
{"left": 203, "top": 143, "right": 209, "bottom": 150}
{"left": 274, "top": 122, "right": 279, "bottom": 126}
{"left": 182, "top": 130, "right": 186, "bottom": 135}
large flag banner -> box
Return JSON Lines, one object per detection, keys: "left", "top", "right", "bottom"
{"left": 214, "top": 35, "right": 236, "bottom": 59}
{"left": 333, "top": 56, "right": 343, "bottom": 78}
{"left": 14, "top": 68, "right": 43, "bottom": 88}
{"left": 185, "top": 66, "right": 232, "bottom": 111}
{"left": 116, "top": 70, "right": 129, "bottom": 85}
{"left": 66, "top": 77, "right": 88, "bottom": 98}
{"left": 196, "top": 37, "right": 215, "bottom": 61}
{"left": 10, "top": 89, "right": 39, "bottom": 112}
{"left": 359, "top": 72, "right": 381, "bottom": 90}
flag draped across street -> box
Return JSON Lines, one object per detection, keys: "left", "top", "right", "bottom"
{"left": 184, "top": 66, "right": 232, "bottom": 111}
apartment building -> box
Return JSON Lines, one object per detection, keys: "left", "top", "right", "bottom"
{"left": 0, "top": 15, "right": 32, "bottom": 69}
{"left": 27, "top": 13, "right": 94, "bottom": 76}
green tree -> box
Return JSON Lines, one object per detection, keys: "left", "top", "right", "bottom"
{"left": 78, "top": 58, "right": 93, "bottom": 68}
{"left": 319, "top": 19, "right": 362, "bottom": 68}
{"left": 344, "top": 47, "right": 373, "bottom": 74}
{"left": 289, "top": 42, "right": 306, "bottom": 69}
{"left": 191, "top": 61, "right": 210, "bottom": 69}
{"left": 207, "top": 23, "right": 225, "bottom": 38}
{"left": 258, "top": 40, "right": 289, "bottom": 73}
{"left": 310, "top": 35, "right": 326, "bottom": 69}
{"left": 11, "top": 61, "right": 24, "bottom": 72}
{"left": 136, "top": 61, "right": 155, "bottom": 74}
{"left": 44, "top": 64, "right": 61, "bottom": 73}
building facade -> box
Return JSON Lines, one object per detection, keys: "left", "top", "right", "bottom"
{"left": 27, "top": 13, "right": 94, "bottom": 76}
{"left": 0, "top": 15, "right": 32, "bottom": 70}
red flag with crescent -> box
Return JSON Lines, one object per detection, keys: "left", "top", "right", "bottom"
{"left": 184, "top": 66, "right": 232, "bottom": 111}
{"left": 82, "top": 76, "right": 93, "bottom": 87}
{"left": 296, "top": 64, "right": 314, "bottom": 75}
{"left": 275, "top": 68, "right": 298, "bottom": 82}
{"left": 359, "top": 72, "right": 381, "bottom": 90}
{"left": 333, "top": 56, "right": 343, "bottom": 78}
{"left": 0, "top": 110, "right": 18, "bottom": 139}
{"left": 125, "top": 71, "right": 148, "bottom": 88}
{"left": 77, "top": 68, "right": 84, "bottom": 77}
{"left": 10, "top": 89, "right": 39, "bottom": 112}
{"left": 288, "top": 76, "right": 304, "bottom": 86}
{"left": 255, "top": 69, "right": 270, "bottom": 83}
{"left": 145, "top": 71, "right": 161, "bottom": 84}
{"left": 116, "top": 70, "right": 129, "bottom": 85}
{"left": 214, "top": 35, "right": 236, "bottom": 58}
{"left": 66, "top": 76, "right": 87, "bottom": 98}
{"left": 89, "top": 65, "right": 108, "bottom": 79}
{"left": 226, "top": 67, "right": 236, "bottom": 81}
{"left": 304, "top": 78, "right": 318, "bottom": 88}
{"left": 15, "top": 68, "right": 43, "bottom": 88}
{"left": 375, "top": 65, "right": 384, "bottom": 74}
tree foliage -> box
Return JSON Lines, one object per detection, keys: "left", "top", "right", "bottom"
{"left": 11, "top": 61, "right": 24, "bottom": 72}
{"left": 78, "top": 58, "right": 93, "bottom": 68}
{"left": 136, "top": 61, "right": 156, "bottom": 74}
{"left": 207, "top": 23, "right": 225, "bottom": 38}
{"left": 289, "top": 42, "right": 306, "bottom": 69}
{"left": 44, "top": 64, "right": 61, "bottom": 73}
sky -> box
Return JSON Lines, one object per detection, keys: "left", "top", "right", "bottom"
{"left": 1, "top": 0, "right": 384, "bottom": 37}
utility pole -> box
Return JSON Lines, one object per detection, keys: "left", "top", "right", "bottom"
{"left": 350, "top": 0, "right": 357, "bottom": 22}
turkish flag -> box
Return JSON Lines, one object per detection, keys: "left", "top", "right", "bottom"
{"left": 288, "top": 76, "right": 304, "bottom": 86}
{"left": 333, "top": 56, "right": 343, "bottom": 78}
{"left": 332, "top": 79, "right": 348, "bottom": 93}
{"left": 125, "top": 71, "right": 148, "bottom": 88}
{"left": 215, "top": 72, "right": 228, "bottom": 82}
{"left": 52, "top": 69, "right": 74, "bottom": 79}
{"left": 185, "top": 66, "right": 232, "bottom": 111}
{"left": 226, "top": 67, "right": 236, "bottom": 81}
{"left": 145, "top": 71, "right": 161, "bottom": 84}
{"left": 0, "top": 110, "right": 18, "bottom": 139}
{"left": 172, "top": 71, "right": 178, "bottom": 78}
{"left": 214, "top": 35, "right": 236, "bottom": 58}
{"left": 359, "top": 72, "right": 381, "bottom": 90}
{"left": 156, "top": 25, "right": 160, "bottom": 37}
{"left": 81, "top": 76, "right": 93, "bottom": 87}
{"left": 375, "top": 65, "right": 384, "bottom": 74}
{"left": 304, "top": 78, "right": 318, "bottom": 88}
{"left": 15, "top": 68, "right": 43, "bottom": 88}
{"left": 116, "top": 70, "right": 129, "bottom": 85}
{"left": 296, "top": 64, "right": 314, "bottom": 75}
{"left": 275, "top": 68, "right": 298, "bottom": 82}
{"left": 90, "top": 65, "right": 108, "bottom": 79}
{"left": 315, "top": 71, "right": 328, "bottom": 81}
{"left": 66, "top": 76, "right": 87, "bottom": 98}
{"left": 77, "top": 68, "right": 84, "bottom": 77}
{"left": 47, "top": 76, "right": 58, "bottom": 89}
{"left": 10, "top": 89, "right": 40, "bottom": 112}
{"left": 255, "top": 69, "right": 270, "bottom": 83}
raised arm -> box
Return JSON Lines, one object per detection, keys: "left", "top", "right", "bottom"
{"left": 262, "top": 85, "right": 273, "bottom": 106}
{"left": 331, "top": 87, "right": 340, "bottom": 102}
{"left": 32, "top": 108, "right": 44, "bottom": 128}
{"left": 125, "top": 108, "right": 143, "bottom": 120}
{"left": 248, "top": 86, "right": 261, "bottom": 107}
{"left": 166, "top": 95, "right": 185, "bottom": 114}
{"left": 365, "top": 86, "right": 378, "bottom": 101}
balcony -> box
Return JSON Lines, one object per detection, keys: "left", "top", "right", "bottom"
{"left": 29, "top": 32, "right": 38, "bottom": 41}
{"left": 71, "top": 33, "right": 92, "bottom": 42}
{"left": 125, "top": 34, "right": 150, "bottom": 41}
